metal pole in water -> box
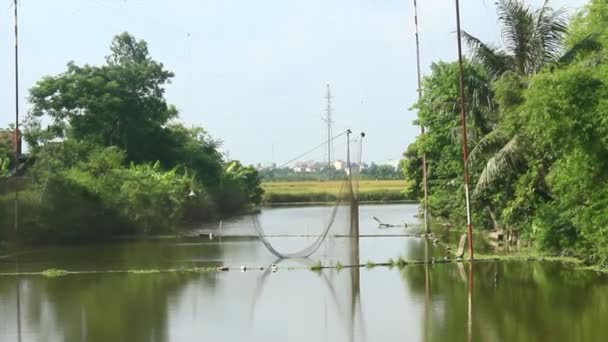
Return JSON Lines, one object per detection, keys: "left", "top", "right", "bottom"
{"left": 454, "top": 0, "right": 474, "bottom": 260}
{"left": 412, "top": 0, "right": 430, "bottom": 235}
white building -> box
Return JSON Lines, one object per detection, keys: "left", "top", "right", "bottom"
{"left": 333, "top": 160, "right": 346, "bottom": 171}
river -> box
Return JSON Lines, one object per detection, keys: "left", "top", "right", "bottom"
{"left": 0, "top": 204, "right": 606, "bottom": 342}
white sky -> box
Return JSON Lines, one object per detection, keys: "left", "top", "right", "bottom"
{"left": 0, "top": 0, "right": 588, "bottom": 165}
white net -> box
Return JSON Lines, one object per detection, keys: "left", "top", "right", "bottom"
{"left": 253, "top": 130, "right": 364, "bottom": 264}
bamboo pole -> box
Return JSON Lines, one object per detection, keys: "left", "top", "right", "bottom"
{"left": 455, "top": 0, "right": 474, "bottom": 260}
{"left": 412, "top": 0, "right": 430, "bottom": 235}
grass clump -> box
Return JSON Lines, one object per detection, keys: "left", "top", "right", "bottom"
{"left": 365, "top": 260, "right": 376, "bottom": 269}
{"left": 309, "top": 261, "right": 323, "bottom": 271}
{"left": 395, "top": 257, "right": 408, "bottom": 269}
{"left": 128, "top": 269, "right": 161, "bottom": 275}
{"left": 41, "top": 269, "right": 69, "bottom": 278}
{"left": 335, "top": 261, "right": 344, "bottom": 271}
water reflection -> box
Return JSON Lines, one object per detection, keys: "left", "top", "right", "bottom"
{"left": 250, "top": 234, "right": 365, "bottom": 342}
{"left": 403, "top": 259, "right": 608, "bottom": 342}
{"left": 0, "top": 204, "right": 607, "bottom": 342}
{"left": 15, "top": 260, "right": 22, "bottom": 342}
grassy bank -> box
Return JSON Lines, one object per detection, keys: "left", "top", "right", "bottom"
{"left": 262, "top": 180, "right": 411, "bottom": 204}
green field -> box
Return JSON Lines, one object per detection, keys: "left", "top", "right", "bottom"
{"left": 262, "top": 180, "right": 413, "bottom": 204}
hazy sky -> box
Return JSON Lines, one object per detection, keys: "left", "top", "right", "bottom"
{"left": 0, "top": 0, "right": 587, "bottom": 165}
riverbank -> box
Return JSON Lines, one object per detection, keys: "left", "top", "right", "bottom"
{"left": 430, "top": 228, "right": 608, "bottom": 274}
{"left": 262, "top": 179, "right": 411, "bottom": 204}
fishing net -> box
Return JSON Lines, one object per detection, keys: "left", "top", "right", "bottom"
{"left": 252, "top": 130, "right": 364, "bottom": 263}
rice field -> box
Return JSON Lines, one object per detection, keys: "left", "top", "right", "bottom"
{"left": 261, "top": 180, "right": 413, "bottom": 204}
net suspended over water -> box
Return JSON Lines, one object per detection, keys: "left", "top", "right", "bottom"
{"left": 253, "top": 130, "right": 364, "bottom": 261}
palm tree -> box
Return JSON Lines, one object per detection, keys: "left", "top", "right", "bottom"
{"left": 462, "top": 0, "right": 591, "bottom": 78}
{"left": 465, "top": 0, "right": 600, "bottom": 194}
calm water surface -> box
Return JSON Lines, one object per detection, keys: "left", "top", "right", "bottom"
{"left": 0, "top": 204, "right": 606, "bottom": 342}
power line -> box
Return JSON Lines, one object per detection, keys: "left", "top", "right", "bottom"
{"left": 276, "top": 130, "right": 349, "bottom": 169}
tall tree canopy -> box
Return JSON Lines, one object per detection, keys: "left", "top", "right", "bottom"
{"left": 28, "top": 32, "right": 177, "bottom": 163}
{"left": 0, "top": 33, "right": 264, "bottom": 242}
{"left": 462, "top": 0, "right": 600, "bottom": 78}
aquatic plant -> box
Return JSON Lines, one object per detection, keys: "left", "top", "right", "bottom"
{"left": 41, "top": 269, "right": 69, "bottom": 278}
{"left": 335, "top": 261, "right": 344, "bottom": 271}
{"left": 309, "top": 261, "right": 323, "bottom": 271}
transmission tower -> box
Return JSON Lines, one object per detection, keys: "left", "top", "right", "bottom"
{"left": 322, "top": 84, "right": 334, "bottom": 170}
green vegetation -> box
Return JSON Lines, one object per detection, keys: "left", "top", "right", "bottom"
{"left": 262, "top": 180, "right": 412, "bottom": 204}
{"left": 42, "top": 269, "right": 69, "bottom": 278}
{"left": 128, "top": 269, "right": 162, "bottom": 275}
{"left": 335, "top": 261, "right": 344, "bottom": 271}
{"left": 309, "top": 261, "right": 323, "bottom": 271}
{"left": 365, "top": 260, "right": 376, "bottom": 269}
{"left": 403, "top": 0, "right": 608, "bottom": 267}
{"left": 0, "top": 158, "right": 8, "bottom": 178}
{"left": 260, "top": 163, "right": 403, "bottom": 181}
{"left": 0, "top": 33, "right": 263, "bottom": 243}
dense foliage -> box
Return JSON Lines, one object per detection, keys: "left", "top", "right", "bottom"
{"left": 1, "top": 33, "right": 263, "bottom": 242}
{"left": 403, "top": 0, "right": 608, "bottom": 266}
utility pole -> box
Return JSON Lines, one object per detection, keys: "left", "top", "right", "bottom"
{"left": 455, "top": 0, "right": 474, "bottom": 260}
{"left": 13, "top": 3, "right": 22, "bottom": 342}
{"left": 323, "top": 84, "right": 334, "bottom": 171}
{"left": 13, "top": 0, "right": 20, "bottom": 235}
{"left": 413, "top": 0, "right": 430, "bottom": 235}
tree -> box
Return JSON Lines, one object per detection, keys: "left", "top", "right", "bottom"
{"left": 568, "top": 0, "right": 608, "bottom": 49}
{"left": 0, "top": 158, "right": 8, "bottom": 177}
{"left": 404, "top": 61, "right": 493, "bottom": 222}
{"left": 464, "top": 0, "right": 600, "bottom": 195}
{"left": 28, "top": 32, "right": 177, "bottom": 163}
{"left": 155, "top": 124, "right": 224, "bottom": 188}
{"left": 463, "top": 0, "right": 569, "bottom": 78}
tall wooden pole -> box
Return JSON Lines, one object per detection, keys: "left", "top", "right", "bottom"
{"left": 455, "top": 0, "right": 474, "bottom": 260}
{"left": 413, "top": 0, "right": 430, "bottom": 234}
{"left": 13, "top": 0, "right": 20, "bottom": 235}
{"left": 13, "top": 6, "right": 22, "bottom": 340}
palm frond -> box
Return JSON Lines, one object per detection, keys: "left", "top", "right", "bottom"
{"left": 473, "top": 135, "right": 519, "bottom": 196}
{"left": 464, "top": 72, "right": 496, "bottom": 132}
{"left": 462, "top": 30, "right": 511, "bottom": 77}
{"left": 468, "top": 129, "right": 510, "bottom": 165}
{"left": 497, "top": 0, "right": 535, "bottom": 75}
{"left": 532, "top": 1, "right": 568, "bottom": 72}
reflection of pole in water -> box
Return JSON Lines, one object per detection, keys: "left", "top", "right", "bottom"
{"left": 467, "top": 262, "right": 473, "bottom": 342}
{"left": 324, "top": 298, "right": 328, "bottom": 342}
{"left": 423, "top": 238, "right": 431, "bottom": 342}
{"left": 16, "top": 257, "right": 22, "bottom": 342}
{"left": 349, "top": 226, "right": 363, "bottom": 342}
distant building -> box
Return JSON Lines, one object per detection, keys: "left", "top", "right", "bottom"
{"left": 293, "top": 161, "right": 324, "bottom": 173}
{"left": 333, "top": 160, "right": 346, "bottom": 171}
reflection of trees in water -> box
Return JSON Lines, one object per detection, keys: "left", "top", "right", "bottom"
{"left": 399, "top": 257, "right": 608, "bottom": 342}
{"left": 0, "top": 239, "right": 228, "bottom": 342}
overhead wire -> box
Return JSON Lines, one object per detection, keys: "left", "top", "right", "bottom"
{"left": 276, "top": 129, "right": 350, "bottom": 169}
